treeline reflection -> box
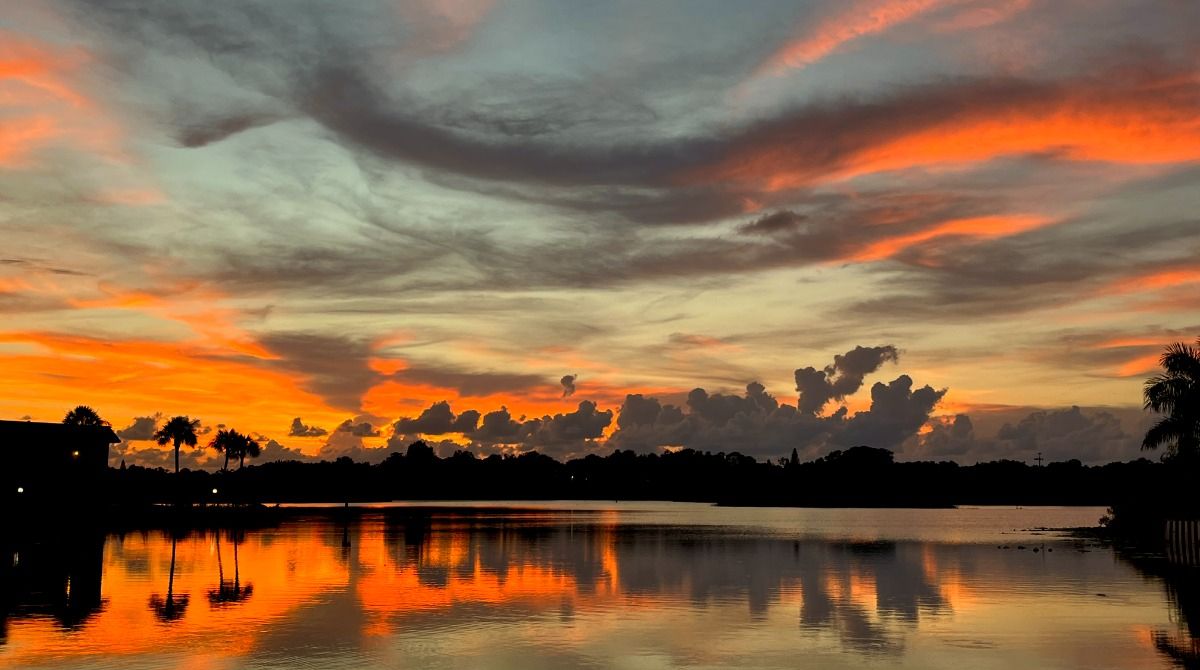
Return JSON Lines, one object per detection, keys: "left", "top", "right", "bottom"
{"left": 0, "top": 510, "right": 1197, "bottom": 667}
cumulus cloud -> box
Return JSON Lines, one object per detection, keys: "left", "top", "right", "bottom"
{"left": 259, "top": 439, "right": 317, "bottom": 463}
{"left": 560, "top": 374, "right": 578, "bottom": 398}
{"left": 606, "top": 345, "right": 940, "bottom": 459}
{"left": 335, "top": 418, "right": 382, "bottom": 437}
{"left": 837, "top": 375, "right": 946, "bottom": 448}
{"left": 288, "top": 417, "right": 328, "bottom": 437}
{"left": 117, "top": 414, "right": 160, "bottom": 440}
{"left": 392, "top": 400, "right": 479, "bottom": 435}
{"left": 904, "top": 405, "right": 1145, "bottom": 464}
{"left": 795, "top": 345, "right": 900, "bottom": 415}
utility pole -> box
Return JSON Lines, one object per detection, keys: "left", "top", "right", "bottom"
{"left": 1035, "top": 452, "right": 1044, "bottom": 467}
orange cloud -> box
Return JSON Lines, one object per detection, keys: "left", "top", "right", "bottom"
{"left": 844, "top": 214, "right": 1054, "bottom": 262}
{"left": 757, "top": 0, "right": 946, "bottom": 76}
{"left": 1098, "top": 268, "right": 1200, "bottom": 297}
{"left": 0, "top": 28, "right": 141, "bottom": 171}
{"left": 698, "top": 68, "right": 1200, "bottom": 192}
{"left": 1115, "top": 353, "right": 1162, "bottom": 378}
{"left": 68, "top": 283, "right": 277, "bottom": 360}
{"left": 933, "top": 0, "right": 1032, "bottom": 31}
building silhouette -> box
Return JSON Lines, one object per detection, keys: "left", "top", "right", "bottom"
{"left": 0, "top": 420, "right": 118, "bottom": 505}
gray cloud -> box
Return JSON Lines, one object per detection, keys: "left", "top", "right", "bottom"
{"left": 260, "top": 439, "right": 317, "bottom": 462}
{"left": 795, "top": 346, "right": 900, "bottom": 415}
{"left": 288, "top": 417, "right": 328, "bottom": 437}
{"left": 116, "top": 414, "right": 160, "bottom": 441}
{"left": 261, "top": 333, "right": 380, "bottom": 411}
{"left": 606, "top": 345, "right": 939, "bottom": 459}
{"left": 904, "top": 405, "right": 1149, "bottom": 465}
{"left": 392, "top": 400, "right": 479, "bottom": 436}
{"left": 560, "top": 374, "right": 577, "bottom": 398}
{"left": 837, "top": 376, "right": 946, "bottom": 448}
{"left": 392, "top": 364, "right": 547, "bottom": 397}
{"left": 335, "top": 418, "right": 381, "bottom": 437}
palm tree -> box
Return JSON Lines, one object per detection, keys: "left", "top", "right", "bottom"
{"left": 153, "top": 416, "right": 200, "bottom": 475}
{"left": 208, "top": 429, "right": 236, "bottom": 472}
{"left": 62, "top": 405, "right": 108, "bottom": 427}
{"left": 233, "top": 433, "right": 261, "bottom": 470}
{"left": 1143, "top": 337, "right": 1200, "bottom": 463}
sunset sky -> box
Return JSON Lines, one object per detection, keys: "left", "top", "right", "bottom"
{"left": 1, "top": 0, "right": 1197, "bottom": 467}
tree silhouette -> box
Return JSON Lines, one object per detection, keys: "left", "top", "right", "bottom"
{"left": 154, "top": 416, "right": 200, "bottom": 475}
{"left": 62, "top": 405, "right": 108, "bottom": 427}
{"left": 232, "top": 433, "right": 261, "bottom": 470}
{"left": 1143, "top": 338, "right": 1200, "bottom": 463}
{"left": 208, "top": 429, "right": 237, "bottom": 472}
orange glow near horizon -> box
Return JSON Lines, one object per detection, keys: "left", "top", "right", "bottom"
{"left": 0, "top": 330, "right": 341, "bottom": 448}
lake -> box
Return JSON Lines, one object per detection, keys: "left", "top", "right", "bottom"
{"left": 1, "top": 503, "right": 1195, "bottom": 669}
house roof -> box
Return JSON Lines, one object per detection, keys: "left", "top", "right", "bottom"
{"left": 0, "top": 420, "right": 120, "bottom": 444}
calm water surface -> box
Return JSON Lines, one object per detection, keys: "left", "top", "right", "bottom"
{"left": 2, "top": 503, "right": 1196, "bottom": 669}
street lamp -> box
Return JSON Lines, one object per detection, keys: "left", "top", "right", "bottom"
{"left": 16, "top": 486, "right": 23, "bottom": 494}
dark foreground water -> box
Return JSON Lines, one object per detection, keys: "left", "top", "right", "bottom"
{"left": 2, "top": 503, "right": 1196, "bottom": 669}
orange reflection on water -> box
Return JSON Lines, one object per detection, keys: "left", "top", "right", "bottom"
{"left": 0, "top": 509, "right": 1186, "bottom": 670}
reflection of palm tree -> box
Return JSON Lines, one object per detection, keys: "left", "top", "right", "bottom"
{"left": 62, "top": 405, "right": 108, "bottom": 427}
{"left": 208, "top": 531, "right": 253, "bottom": 606}
{"left": 148, "top": 537, "right": 189, "bottom": 622}
{"left": 1144, "top": 338, "right": 1200, "bottom": 462}
{"left": 154, "top": 416, "right": 200, "bottom": 476}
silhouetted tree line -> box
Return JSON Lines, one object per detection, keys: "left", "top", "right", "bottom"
{"left": 105, "top": 443, "right": 1176, "bottom": 510}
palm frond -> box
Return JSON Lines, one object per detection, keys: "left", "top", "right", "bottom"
{"left": 1161, "top": 343, "right": 1200, "bottom": 379}
{"left": 1143, "top": 415, "right": 1186, "bottom": 451}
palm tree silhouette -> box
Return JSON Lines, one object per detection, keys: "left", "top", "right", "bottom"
{"left": 233, "top": 433, "right": 261, "bottom": 470}
{"left": 62, "top": 405, "right": 108, "bottom": 427}
{"left": 149, "top": 536, "right": 189, "bottom": 622}
{"left": 208, "top": 429, "right": 237, "bottom": 472}
{"left": 1143, "top": 337, "right": 1200, "bottom": 463}
{"left": 153, "top": 416, "right": 200, "bottom": 476}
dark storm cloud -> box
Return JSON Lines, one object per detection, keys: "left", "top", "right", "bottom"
{"left": 288, "top": 417, "right": 328, "bottom": 437}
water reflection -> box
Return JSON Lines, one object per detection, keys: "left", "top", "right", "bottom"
{"left": 209, "top": 531, "right": 253, "bottom": 607}
{"left": 0, "top": 531, "right": 106, "bottom": 640}
{"left": 147, "top": 536, "right": 188, "bottom": 622}
{"left": 0, "top": 507, "right": 1193, "bottom": 669}
{"left": 1116, "top": 549, "right": 1200, "bottom": 669}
